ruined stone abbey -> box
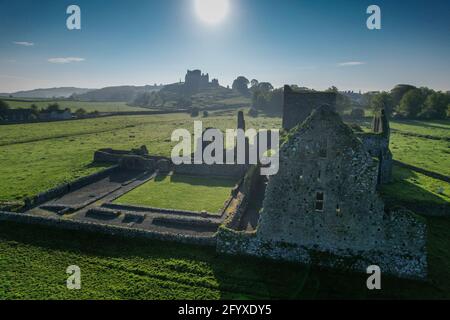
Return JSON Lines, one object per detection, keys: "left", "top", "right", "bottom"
{"left": 219, "top": 88, "right": 425, "bottom": 279}
{"left": 0, "top": 85, "right": 427, "bottom": 280}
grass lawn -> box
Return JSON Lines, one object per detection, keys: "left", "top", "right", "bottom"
{"left": 0, "top": 215, "right": 449, "bottom": 299}
{"left": 390, "top": 133, "right": 450, "bottom": 177}
{"left": 3, "top": 99, "right": 149, "bottom": 113}
{"left": 114, "top": 174, "right": 237, "bottom": 213}
{"left": 0, "top": 113, "right": 449, "bottom": 300}
{"left": 390, "top": 119, "right": 450, "bottom": 139}
{"left": 381, "top": 166, "right": 449, "bottom": 215}
{"left": 357, "top": 119, "right": 449, "bottom": 177}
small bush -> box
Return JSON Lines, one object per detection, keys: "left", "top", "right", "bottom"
{"left": 190, "top": 107, "right": 199, "bottom": 117}
{"left": 248, "top": 108, "right": 259, "bottom": 117}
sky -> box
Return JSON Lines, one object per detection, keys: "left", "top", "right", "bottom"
{"left": 0, "top": 0, "right": 449, "bottom": 93}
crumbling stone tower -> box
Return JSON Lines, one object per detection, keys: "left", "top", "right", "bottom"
{"left": 357, "top": 109, "right": 393, "bottom": 184}
{"left": 259, "top": 105, "right": 387, "bottom": 247}
{"left": 282, "top": 85, "right": 337, "bottom": 131}
{"left": 282, "top": 86, "right": 392, "bottom": 184}
{"left": 217, "top": 105, "right": 427, "bottom": 279}
{"left": 184, "top": 69, "right": 210, "bottom": 93}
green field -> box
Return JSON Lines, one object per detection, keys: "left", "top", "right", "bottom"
{"left": 0, "top": 112, "right": 279, "bottom": 205}
{"left": 359, "top": 119, "right": 450, "bottom": 176}
{"left": 3, "top": 99, "right": 149, "bottom": 113}
{"left": 1, "top": 215, "right": 449, "bottom": 299}
{"left": 0, "top": 113, "right": 449, "bottom": 299}
{"left": 390, "top": 119, "right": 450, "bottom": 139}
{"left": 115, "top": 174, "right": 237, "bottom": 213}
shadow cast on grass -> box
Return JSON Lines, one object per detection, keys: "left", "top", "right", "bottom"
{"left": 0, "top": 218, "right": 448, "bottom": 299}
{"left": 381, "top": 166, "right": 448, "bottom": 216}
{"left": 395, "top": 120, "right": 450, "bottom": 131}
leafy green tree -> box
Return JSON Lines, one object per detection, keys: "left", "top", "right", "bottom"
{"left": 391, "top": 84, "right": 416, "bottom": 106}
{"left": 326, "top": 86, "right": 338, "bottom": 93}
{"left": 232, "top": 76, "right": 250, "bottom": 95}
{"left": 250, "top": 79, "right": 259, "bottom": 88}
{"left": 351, "top": 108, "right": 365, "bottom": 119}
{"left": 75, "top": 108, "right": 87, "bottom": 118}
{"left": 0, "top": 99, "right": 10, "bottom": 114}
{"left": 190, "top": 107, "right": 199, "bottom": 117}
{"left": 419, "top": 92, "right": 449, "bottom": 119}
{"left": 396, "top": 89, "right": 425, "bottom": 118}
{"left": 258, "top": 82, "right": 274, "bottom": 92}
{"left": 252, "top": 88, "right": 283, "bottom": 115}
{"left": 46, "top": 103, "right": 61, "bottom": 112}
{"left": 370, "top": 92, "right": 394, "bottom": 116}
{"left": 248, "top": 108, "right": 259, "bottom": 117}
{"left": 30, "top": 104, "right": 39, "bottom": 115}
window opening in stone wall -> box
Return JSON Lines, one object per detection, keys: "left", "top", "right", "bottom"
{"left": 319, "top": 139, "right": 327, "bottom": 158}
{"left": 315, "top": 192, "right": 324, "bottom": 212}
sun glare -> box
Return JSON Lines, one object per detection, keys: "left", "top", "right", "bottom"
{"left": 195, "top": 0, "right": 230, "bottom": 25}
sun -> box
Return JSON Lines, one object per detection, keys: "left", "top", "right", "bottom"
{"left": 195, "top": 0, "right": 230, "bottom": 25}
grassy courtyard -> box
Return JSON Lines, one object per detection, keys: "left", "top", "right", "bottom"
{"left": 114, "top": 174, "right": 237, "bottom": 213}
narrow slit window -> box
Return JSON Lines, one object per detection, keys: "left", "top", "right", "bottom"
{"left": 315, "top": 192, "right": 324, "bottom": 212}
{"left": 336, "top": 204, "right": 342, "bottom": 217}
{"left": 318, "top": 139, "right": 327, "bottom": 158}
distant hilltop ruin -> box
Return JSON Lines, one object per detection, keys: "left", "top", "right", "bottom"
{"left": 184, "top": 69, "right": 220, "bottom": 94}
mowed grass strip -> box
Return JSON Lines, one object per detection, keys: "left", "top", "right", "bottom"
{"left": 114, "top": 174, "right": 237, "bottom": 213}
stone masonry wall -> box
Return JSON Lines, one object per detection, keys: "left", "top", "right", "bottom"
{"left": 216, "top": 219, "right": 426, "bottom": 280}
{"left": 216, "top": 106, "right": 427, "bottom": 280}
{"left": 0, "top": 211, "right": 216, "bottom": 246}
{"left": 174, "top": 163, "right": 248, "bottom": 179}
{"left": 357, "top": 133, "right": 393, "bottom": 184}
{"left": 27, "top": 165, "right": 119, "bottom": 210}
{"left": 282, "top": 86, "right": 337, "bottom": 131}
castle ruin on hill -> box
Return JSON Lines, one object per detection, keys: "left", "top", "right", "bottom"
{"left": 184, "top": 69, "right": 220, "bottom": 93}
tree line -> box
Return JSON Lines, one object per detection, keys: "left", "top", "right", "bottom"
{"left": 369, "top": 84, "right": 449, "bottom": 120}
{"left": 0, "top": 100, "right": 99, "bottom": 121}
